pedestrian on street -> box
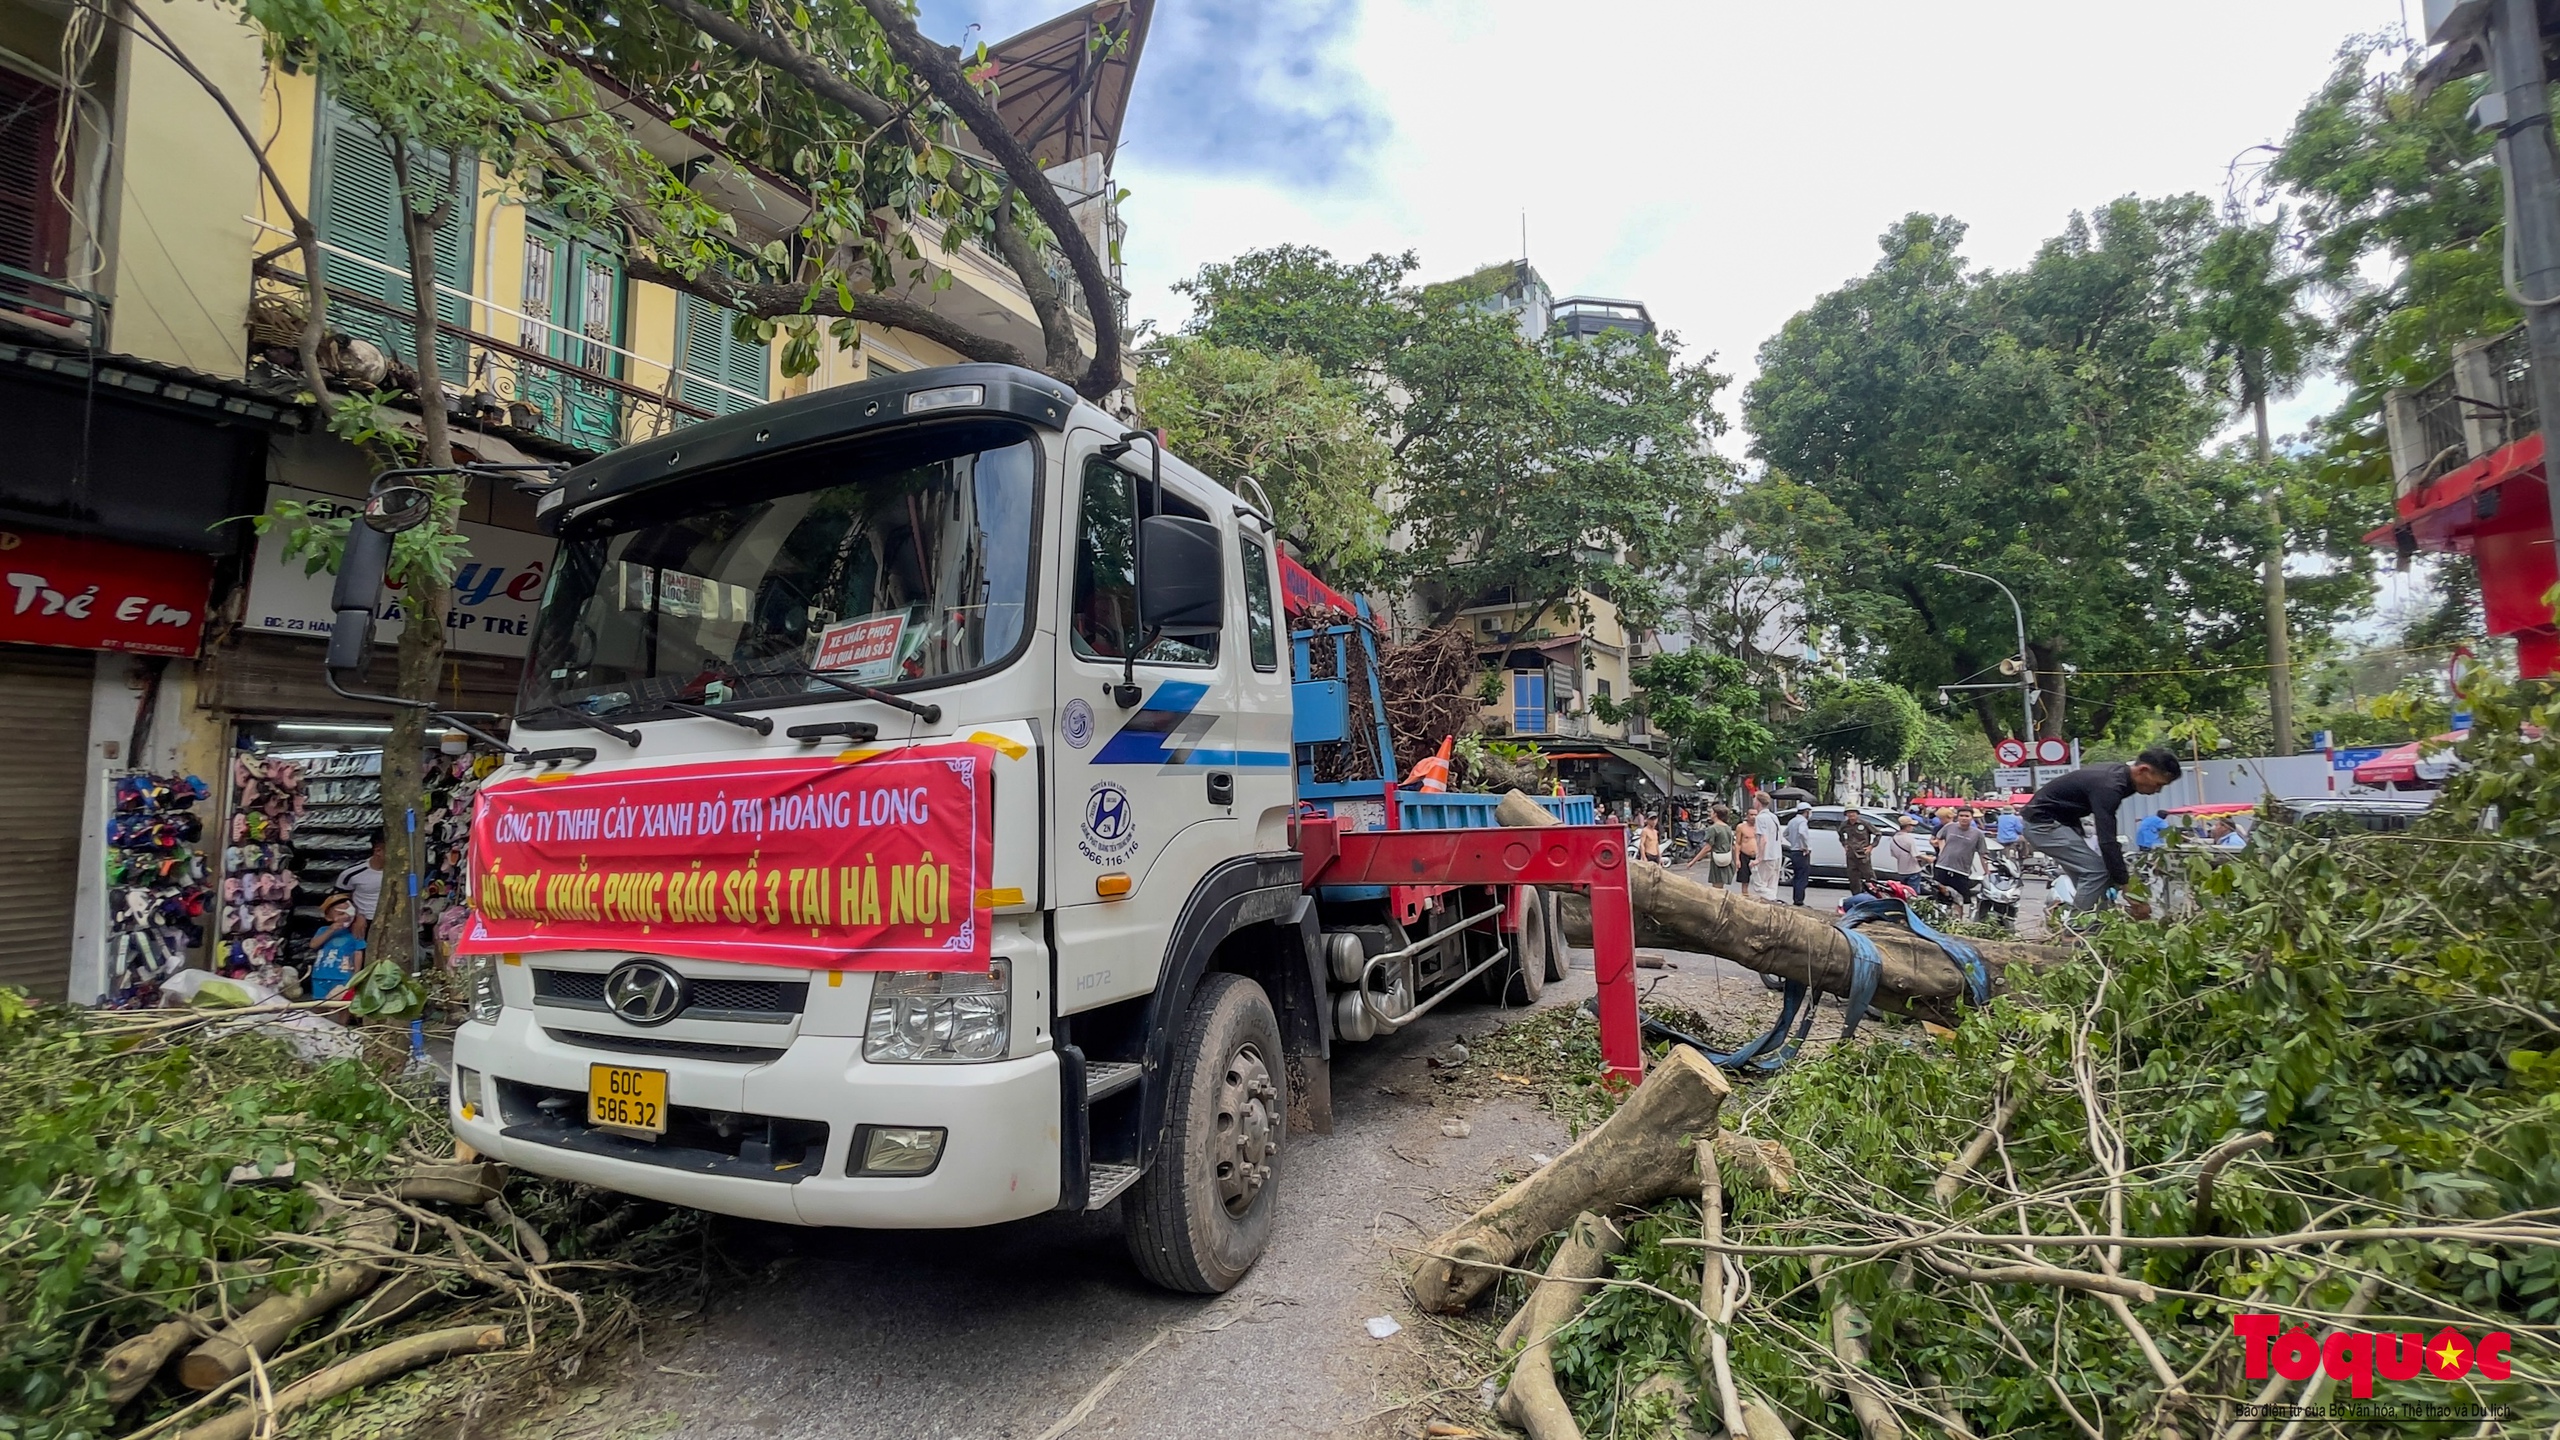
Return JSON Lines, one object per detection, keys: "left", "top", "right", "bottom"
{"left": 1736, "top": 796, "right": 1763, "bottom": 890}
{"left": 337, "top": 831, "right": 386, "bottom": 941}
{"left": 1701, "top": 804, "right": 1737, "bottom": 888}
{"left": 1781, "top": 804, "right": 1812, "bottom": 905}
{"left": 1638, "top": 814, "right": 1663, "bottom": 864}
{"left": 1878, "top": 815, "right": 1927, "bottom": 877}
{"left": 1740, "top": 794, "right": 1781, "bottom": 896}
{"left": 1840, "top": 804, "right": 1876, "bottom": 891}
{"left": 2135, "top": 811, "right": 2168, "bottom": 852}
{"left": 2021, "top": 747, "right": 2182, "bottom": 917}
{"left": 1932, "top": 811, "right": 1988, "bottom": 905}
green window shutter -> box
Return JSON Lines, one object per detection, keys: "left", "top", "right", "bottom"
{"left": 312, "top": 95, "right": 475, "bottom": 377}
{"left": 678, "top": 295, "right": 768, "bottom": 417}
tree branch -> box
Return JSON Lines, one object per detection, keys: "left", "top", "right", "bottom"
{"left": 650, "top": 0, "right": 896, "bottom": 128}
{"left": 850, "top": 0, "right": 1121, "bottom": 398}
{"left": 621, "top": 257, "right": 1039, "bottom": 371}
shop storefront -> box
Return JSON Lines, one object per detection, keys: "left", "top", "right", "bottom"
{"left": 0, "top": 528, "right": 218, "bottom": 1000}
{"left": 189, "top": 471, "right": 548, "bottom": 993}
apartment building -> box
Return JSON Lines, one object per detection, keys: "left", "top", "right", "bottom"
{"left": 0, "top": 0, "right": 1140, "bottom": 1001}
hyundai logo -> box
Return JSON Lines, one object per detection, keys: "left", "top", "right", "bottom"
{"left": 605, "top": 959, "right": 686, "bottom": 1026}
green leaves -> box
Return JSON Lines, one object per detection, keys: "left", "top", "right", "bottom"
{"left": 1171, "top": 245, "right": 1730, "bottom": 629}
{"left": 1135, "top": 337, "right": 1392, "bottom": 587}
{"left": 0, "top": 1000, "right": 421, "bottom": 1439}
{"left": 345, "top": 958, "right": 428, "bottom": 1022}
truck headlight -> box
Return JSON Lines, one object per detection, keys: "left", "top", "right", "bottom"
{"left": 465, "top": 954, "right": 503, "bottom": 1025}
{"left": 864, "top": 958, "right": 1010, "bottom": 1062}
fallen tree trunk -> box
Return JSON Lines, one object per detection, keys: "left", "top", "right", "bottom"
{"left": 178, "top": 1215, "right": 397, "bottom": 1390}
{"left": 1414, "top": 1045, "right": 1731, "bottom": 1313}
{"left": 1496, "top": 1212, "right": 1626, "bottom": 1440}
{"left": 1498, "top": 792, "right": 2067, "bottom": 1019}
{"left": 173, "top": 1323, "right": 508, "bottom": 1440}
{"left": 103, "top": 1313, "right": 211, "bottom": 1407}
{"left": 387, "top": 1162, "right": 507, "bottom": 1207}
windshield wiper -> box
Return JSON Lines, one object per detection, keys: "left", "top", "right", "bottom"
{"left": 662, "top": 698, "right": 774, "bottom": 736}
{"left": 518, "top": 703, "right": 643, "bottom": 747}
{"left": 738, "top": 663, "right": 943, "bottom": 724}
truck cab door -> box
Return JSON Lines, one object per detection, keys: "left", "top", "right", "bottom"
{"left": 1049, "top": 447, "right": 1252, "bottom": 1013}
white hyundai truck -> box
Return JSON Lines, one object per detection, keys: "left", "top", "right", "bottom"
{"left": 324, "top": 363, "right": 1581, "bottom": 1293}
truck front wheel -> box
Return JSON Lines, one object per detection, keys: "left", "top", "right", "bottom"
{"left": 1123, "top": 973, "right": 1283, "bottom": 1293}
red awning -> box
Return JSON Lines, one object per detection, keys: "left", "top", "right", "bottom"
{"left": 2353, "top": 730, "right": 2469, "bottom": 786}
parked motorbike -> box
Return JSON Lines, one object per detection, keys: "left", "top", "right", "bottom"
{"left": 1975, "top": 851, "right": 2023, "bottom": 929}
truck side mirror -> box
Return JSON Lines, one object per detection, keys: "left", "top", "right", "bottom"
{"left": 1137, "top": 515, "right": 1224, "bottom": 636}
{"left": 325, "top": 519, "right": 390, "bottom": 681}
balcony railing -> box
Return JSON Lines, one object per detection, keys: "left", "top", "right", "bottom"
{"left": 249, "top": 231, "right": 767, "bottom": 454}
{"left": 2386, "top": 326, "right": 2541, "bottom": 495}
{"left": 0, "top": 261, "right": 109, "bottom": 350}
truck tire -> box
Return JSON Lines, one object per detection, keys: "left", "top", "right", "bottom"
{"left": 1475, "top": 891, "right": 1546, "bottom": 1006}
{"left": 1539, "top": 892, "right": 1570, "bottom": 983}
{"left": 1123, "top": 973, "right": 1284, "bottom": 1293}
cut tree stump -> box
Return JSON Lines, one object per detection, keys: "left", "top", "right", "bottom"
{"left": 178, "top": 1215, "right": 397, "bottom": 1390}
{"left": 173, "top": 1323, "right": 508, "bottom": 1440}
{"left": 1495, "top": 1212, "right": 1626, "bottom": 1440}
{"left": 1413, "top": 1045, "right": 1731, "bottom": 1313}
{"left": 1497, "top": 791, "right": 2067, "bottom": 1020}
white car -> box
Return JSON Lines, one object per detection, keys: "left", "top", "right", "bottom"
{"left": 1792, "top": 806, "right": 1896, "bottom": 882}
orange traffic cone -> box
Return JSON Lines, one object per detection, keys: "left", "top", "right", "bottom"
{"left": 1406, "top": 735, "right": 1453, "bottom": 793}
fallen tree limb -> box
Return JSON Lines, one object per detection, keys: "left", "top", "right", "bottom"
{"left": 1495, "top": 1212, "right": 1625, "bottom": 1440}
{"left": 177, "top": 1216, "right": 397, "bottom": 1390}
{"left": 1809, "top": 1256, "right": 1906, "bottom": 1440}
{"left": 1505, "top": 792, "right": 2068, "bottom": 1019}
{"left": 171, "top": 1323, "right": 508, "bottom": 1440}
{"left": 2190, "top": 1130, "right": 2275, "bottom": 1235}
{"left": 1932, "top": 1093, "right": 2020, "bottom": 1209}
{"left": 1412, "top": 1046, "right": 1730, "bottom": 1313}
{"left": 386, "top": 1162, "right": 506, "bottom": 1208}
{"left": 1919, "top": 1252, "right": 2156, "bottom": 1303}
{"left": 1695, "top": 1139, "right": 1748, "bottom": 1440}
{"left": 103, "top": 1313, "right": 212, "bottom": 1408}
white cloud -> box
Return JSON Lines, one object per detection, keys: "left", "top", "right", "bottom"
{"left": 1112, "top": 0, "right": 2411, "bottom": 447}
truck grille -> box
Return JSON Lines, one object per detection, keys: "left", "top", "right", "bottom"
{"left": 494, "top": 1079, "right": 826, "bottom": 1183}
{"left": 533, "top": 968, "right": 808, "bottom": 1024}
{"left": 545, "top": 1028, "right": 788, "bottom": 1064}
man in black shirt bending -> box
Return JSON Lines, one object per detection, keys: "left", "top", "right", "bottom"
{"left": 2021, "top": 748, "right": 2182, "bottom": 916}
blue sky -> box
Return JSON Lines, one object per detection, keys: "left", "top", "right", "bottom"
{"left": 919, "top": 0, "right": 2410, "bottom": 449}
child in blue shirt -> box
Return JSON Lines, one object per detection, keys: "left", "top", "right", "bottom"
{"left": 308, "top": 893, "right": 366, "bottom": 1004}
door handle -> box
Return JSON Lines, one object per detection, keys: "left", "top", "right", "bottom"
{"left": 1206, "top": 772, "right": 1234, "bottom": 807}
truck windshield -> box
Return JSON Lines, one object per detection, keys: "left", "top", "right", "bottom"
{"left": 519, "top": 432, "right": 1037, "bottom": 725}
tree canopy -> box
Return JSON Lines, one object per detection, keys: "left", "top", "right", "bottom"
{"left": 1744, "top": 205, "right": 2359, "bottom": 745}
{"left": 1135, "top": 338, "right": 1393, "bottom": 585}
{"left": 1166, "top": 246, "right": 1730, "bottom": 629}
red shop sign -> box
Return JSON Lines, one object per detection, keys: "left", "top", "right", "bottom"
{"left": 456, "top": 743, "right": 995, "bottom": 971}
{"left": 0, "top": 529, "right": 214, "bottom": 657}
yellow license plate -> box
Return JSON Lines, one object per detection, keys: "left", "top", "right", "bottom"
{"left": 587, "top": 1064, "right": 667, "bottom": 1135}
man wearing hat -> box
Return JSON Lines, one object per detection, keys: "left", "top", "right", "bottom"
{"left": 1839, "top": 804, "right": 1877, "bottom": 891}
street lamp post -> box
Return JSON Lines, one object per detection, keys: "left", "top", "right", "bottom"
{"left": 1932, "top": 563, "right": 2037, "bottom": 750}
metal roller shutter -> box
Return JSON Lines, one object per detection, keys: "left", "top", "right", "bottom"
{"left": 0, "top": 646, "right": 93, "bottom": 999}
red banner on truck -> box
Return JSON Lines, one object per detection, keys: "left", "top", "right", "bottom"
{"left": 457, "top": 744, "right": 994, "bottom": 970}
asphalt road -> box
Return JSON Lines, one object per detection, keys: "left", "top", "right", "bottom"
{"left": 525, "top": 871, "right": 2040, "bottom": 1440}
{"left": 557, "top": 975, "right": 1594, "bottom": 1440}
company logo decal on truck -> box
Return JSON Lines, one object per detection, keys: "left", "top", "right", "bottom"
{"left": 1091, "top": 681, "right": 1288, "bottom": 769}
{"left": 1078, "top": 783, "right": 1139, "bottom": 865}
{"left": 458, "top": 745, "right": 995, "bottom": 970}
